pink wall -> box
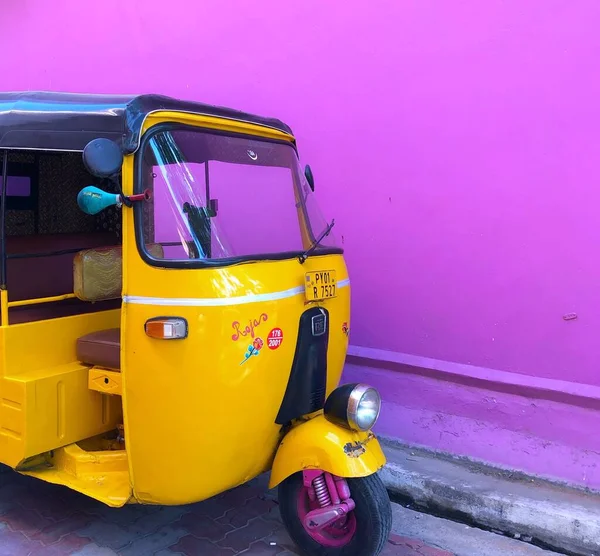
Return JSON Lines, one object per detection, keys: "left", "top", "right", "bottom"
{"left": 4, "top": 0, "right": 600, "bottom": 486}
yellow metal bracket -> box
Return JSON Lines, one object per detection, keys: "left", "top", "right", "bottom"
{"left": 89, "top": 367, "right": 122, "bottom": 396}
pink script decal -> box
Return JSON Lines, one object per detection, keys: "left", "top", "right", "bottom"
{"left": 231, "top": 313, "right": 268, "bottom": 341}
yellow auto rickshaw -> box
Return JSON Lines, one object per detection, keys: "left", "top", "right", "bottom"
{"left": 0, "top": 91, "right": 391, "bottom": 555}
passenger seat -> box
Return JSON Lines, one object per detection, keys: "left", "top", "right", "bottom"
{"left": 77, "top": 329, "right": 121, "bottom": 370}
{"left": 73, "top": 243, "right": 163, "bottom": 371}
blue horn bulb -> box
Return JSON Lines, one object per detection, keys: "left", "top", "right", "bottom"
{"left": 77, "top": 186, "right": 121, "bottom": 215}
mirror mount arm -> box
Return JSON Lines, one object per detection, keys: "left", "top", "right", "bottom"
{"left": 120, "top": 188, "right": 152, "bottom": 208}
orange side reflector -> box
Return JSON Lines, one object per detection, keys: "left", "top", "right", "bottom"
{"left": 145, "top": 318, "right": 188, "bottom": 340}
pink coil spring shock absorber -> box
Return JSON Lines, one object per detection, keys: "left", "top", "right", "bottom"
{"left": 301, "top": 470, "right": 357, "bottom": 539}
{"left": 312, "top": 474, "right": 333, "bottom": 507}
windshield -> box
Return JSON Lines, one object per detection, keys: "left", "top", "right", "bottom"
{"left": 136, "top": 127, "right": 339, "bottom": 264}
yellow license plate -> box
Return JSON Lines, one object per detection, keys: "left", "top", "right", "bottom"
{"left": 305, "top": 270, "right": 337, "bottom": 301}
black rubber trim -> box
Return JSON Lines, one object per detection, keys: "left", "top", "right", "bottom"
{"left": 133, "top": 123, "right": 342, "bottom": 270}
{"left": 275, "top": 307, "right": 329, "bottom": 425}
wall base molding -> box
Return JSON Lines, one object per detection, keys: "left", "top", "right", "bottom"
{"left": 345, "top": 345, "right": 600, "bottom": 490}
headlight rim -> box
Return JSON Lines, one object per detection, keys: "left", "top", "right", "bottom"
{"left": 323, "top": 382, "right": 381, "bottom": 432}
{"left": 347, "top": 384, "right": 381, "bottom": 432}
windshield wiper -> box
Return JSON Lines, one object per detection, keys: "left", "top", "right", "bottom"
{"left": 298, "top": 219, "right": 335, "bottom": 264}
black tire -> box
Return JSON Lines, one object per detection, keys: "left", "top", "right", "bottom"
{"left": 279, "top": 472, "right": 392, "bottom": 556}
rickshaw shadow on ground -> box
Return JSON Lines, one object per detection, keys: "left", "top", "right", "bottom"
{"left": 0, "top": 468, "right": 423, "bottom": 555}
{"left": 0, "top": 468, "right": 297, "bottom": 555}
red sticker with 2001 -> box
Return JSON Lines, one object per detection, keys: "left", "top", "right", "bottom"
{"left": 267, "top": 328, "right": 283, "bottom": 350}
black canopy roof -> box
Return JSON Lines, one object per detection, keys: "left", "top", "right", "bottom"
{"left": 0, "top": 92, "right": 294, "bottom": 153}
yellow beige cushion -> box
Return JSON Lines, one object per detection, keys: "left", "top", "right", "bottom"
{"left": 74, "top": 244, "right": 163, "bottom": 302}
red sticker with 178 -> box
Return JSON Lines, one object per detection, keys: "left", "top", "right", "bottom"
{"left": 267, "top": 328, "right": 283, "bottom": 350}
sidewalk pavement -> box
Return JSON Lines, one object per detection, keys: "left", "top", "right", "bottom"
{"left": 1, "top": 438, "right": 589, "bottom": 556}
{"left": 392, "top": 503, "right": 560, "bottom": 556}
{"left": 0, "top": 467, "right": 451, "bottom": 556}
{"left": 380, "top": 438, "right": 600, "bottom": 556}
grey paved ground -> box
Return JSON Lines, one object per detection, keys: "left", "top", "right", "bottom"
{"left": 0, "top": 467, "right": 564, "bottom": 555}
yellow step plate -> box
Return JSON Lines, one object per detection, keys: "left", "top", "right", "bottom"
{"left": 20, "top": 443, "right": 131, "bottom": 507}
{"left": 89, "top": 367, "right": 122, "bottom": 396}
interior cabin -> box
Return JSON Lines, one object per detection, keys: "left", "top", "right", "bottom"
{"left": 0, "top": 147, "right": 127, "bottom": 471}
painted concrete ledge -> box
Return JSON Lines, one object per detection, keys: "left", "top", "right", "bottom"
{"left": 380, "top": 438, "right": 600, "bottom": 556}
{"left": 345, "top": 345, "right": 600, "bottom": 489}
{"left": 347, "top": 345, "right": 600, "bottom": 410}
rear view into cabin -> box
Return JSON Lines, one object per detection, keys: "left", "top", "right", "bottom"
{"left": 3, "top": 150, "right": 122, "bottom": 323}
{"left": 0, "top": 148, "right": 126, "bottom": 490}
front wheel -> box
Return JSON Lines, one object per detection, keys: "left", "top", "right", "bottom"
{"left": 278, "top": 472, "right": 392, "bottom": 556}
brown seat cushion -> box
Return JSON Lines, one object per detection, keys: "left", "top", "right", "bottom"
{"left": 77, "top": 328, "right": 121, "bottom": 370}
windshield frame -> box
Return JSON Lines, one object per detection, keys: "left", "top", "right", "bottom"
{"left": 133, "top": 123, "right": 343, "bottom": 269}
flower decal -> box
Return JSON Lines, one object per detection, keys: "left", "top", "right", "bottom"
{"left": 253, "top": 338, "right": 264, "bottom": 351}
{"left": 240, "top": 337, "right": 264, "bottom": 365}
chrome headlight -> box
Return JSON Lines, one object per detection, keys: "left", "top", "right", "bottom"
{"left": 324, "top": 383, "right": 381, "bottom": 432}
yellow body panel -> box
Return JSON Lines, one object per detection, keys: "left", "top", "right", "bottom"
{"left": 0, "top": 310, "right": 122, "bottom": 467}
{"left": 269, "top": 415, "right": 387, "bottom": 488}
{"left": 0, "top": 110, "right": 373, "bottom": 507}
{"left": 117, "top": 111, "right": 355, "bottom": 504}
{"left": 121, "top": 253, "right": 350, "bottom": 504}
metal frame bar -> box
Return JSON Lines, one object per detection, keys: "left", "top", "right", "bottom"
{"left": 1, "top": 150, "right": 6, "bottom": 288}
{"left": 0, "top": 150, "right": 7, "bottom": 326}
{"left": 7, "top": 293, "right": 77, "bottom": 309}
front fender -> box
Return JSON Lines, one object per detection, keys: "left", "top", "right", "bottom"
{"left": 268, "top": 414, "right": 386, "bottom": 488}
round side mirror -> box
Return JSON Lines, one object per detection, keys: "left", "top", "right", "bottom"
{"left": 304, "top": 165, "right": 315, "bottom": 192}
{"left": 83, "top": 138, "right": 124, "bottom": 178}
